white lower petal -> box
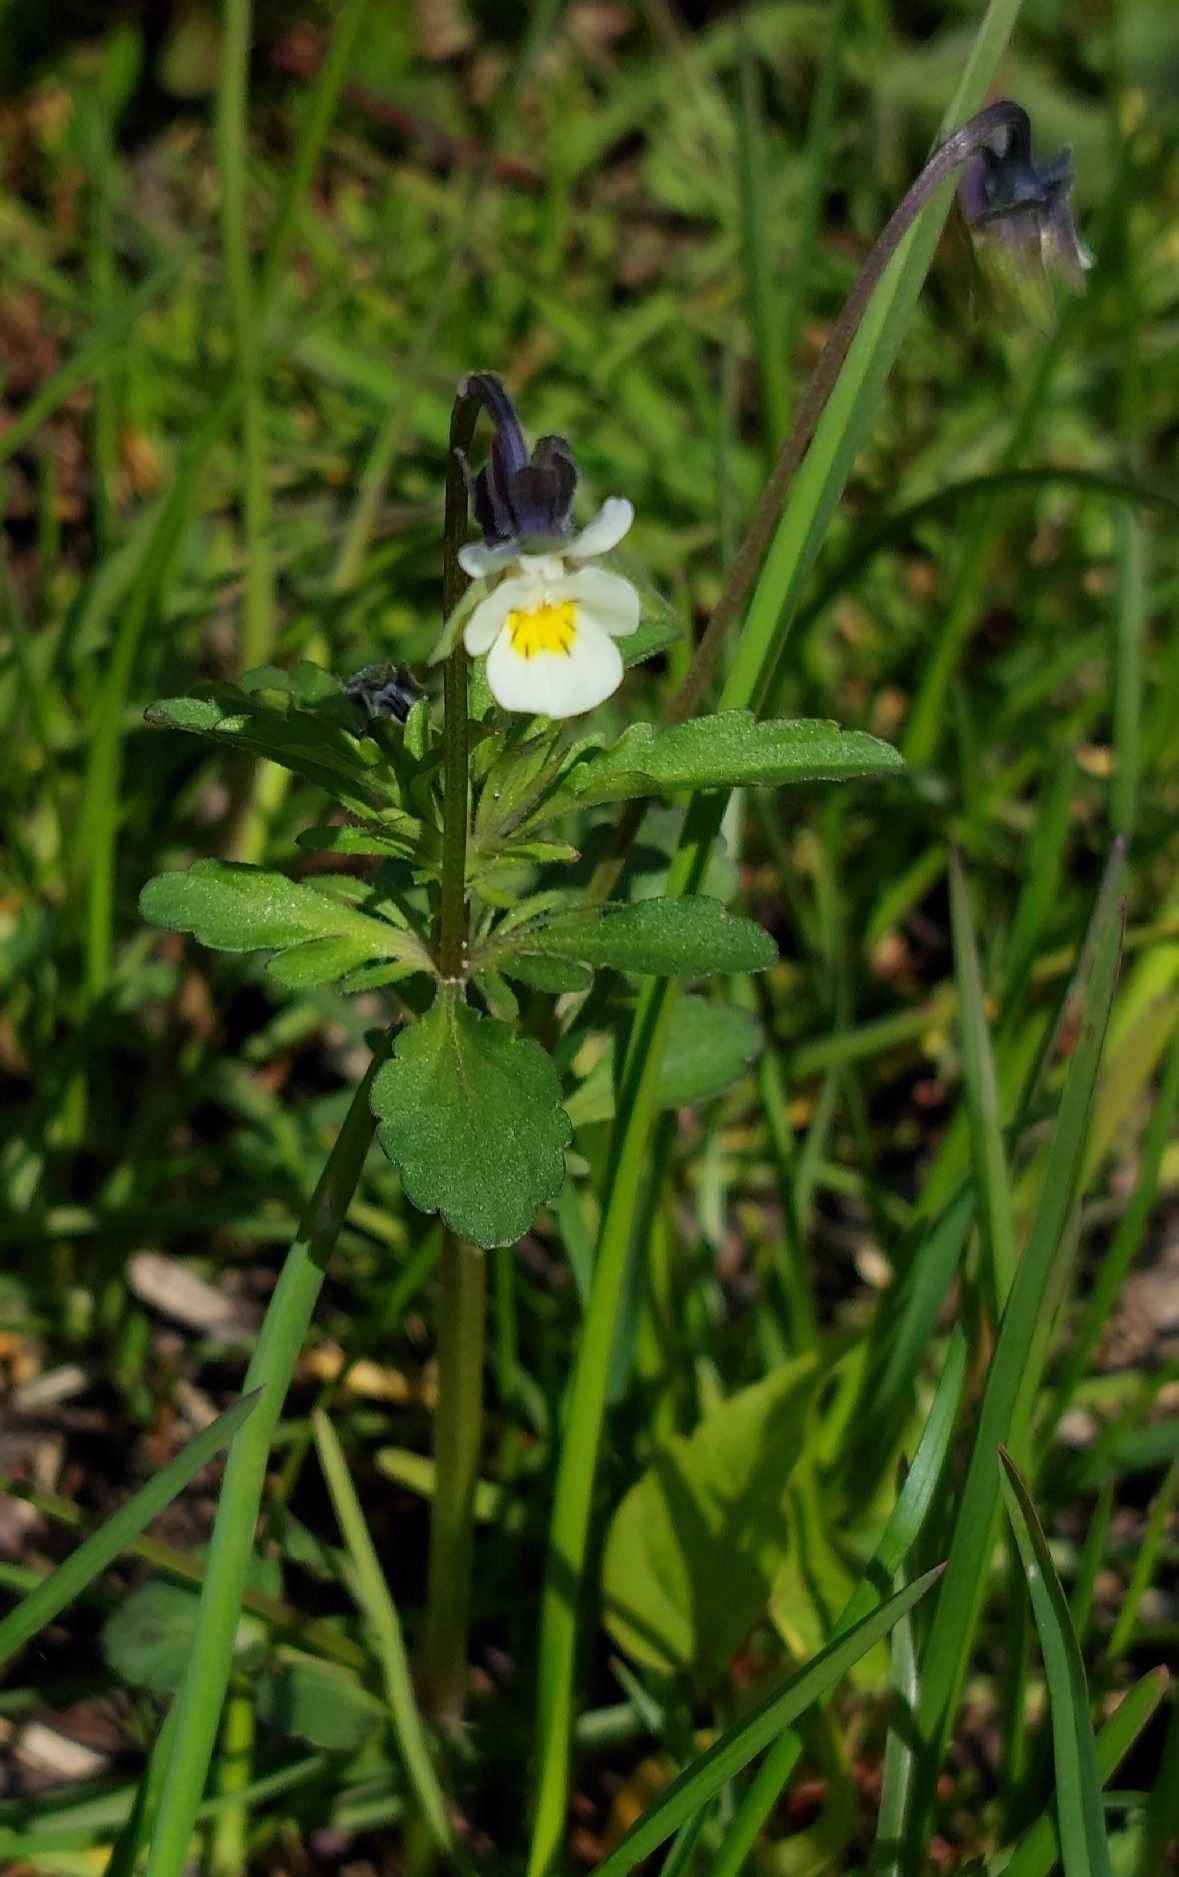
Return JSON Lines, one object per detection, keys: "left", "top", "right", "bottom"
{"left": 463, "top": 575, "right": 540, "bottom": 656}
{"left": 567, "top": 497, "right": 634, "bottom": 561}
{"left": 565, "top": 565, "right": 641, "bottom": 637}
{"left": 485, "top": 615, "right": 623, "bottom": 719}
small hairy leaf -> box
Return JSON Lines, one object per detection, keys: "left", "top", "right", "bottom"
{"left": 140, "top": 860, "right": 430, "bottom": 987}
{"left": 500, "top": 953, "right": 594, "bottom": 994}
{"left": 296, "top": 817, "right": 426, "bottom": 862}
{"left": 525, "top": 712, "right": 902, "bottom": 825}
{"left": 267, "top": 936, "right": 415, "bottom": 990}
{"left": 495, "top": 896, "right": 777, "bottom": 979}
{"left": 371, "top": 991, "right": 571, "bottom": 1247}
{"left": 474, "top": 726, "right": 566, "bottom": 850}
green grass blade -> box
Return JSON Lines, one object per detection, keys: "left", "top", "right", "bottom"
{"left": 1111, "top": 504, "right": 1145, "bottom": 842}
{"left": 142, "top": 1050, "right": 386, "bottom": 1877}
{"left": 529, "top": 981, "right": 681, "bottom": 1877}
{"left": 706, "top": 1332, "right": 966, "bottom": 1877}
{"left": 1002, "top": 756, "right": 1076, "bottom": 1004}
{"left": 872, "top": 1329, "right": 967, "bottom": 1576}
{"left": 999, "top": 1449, "right": 1113, "bottom": 1877}
{"left": 76, "top": 1, "right": 365, "bottom": 961}
{"left": 756, "top": 1040, "right": 818, "bottom": 1351}
{"left": 992, "top": 1670, "right": 1168, "bottom": 1877}
{"left": 870, "top": 1578, "right": 920, "bottom": 1877}
{"left": 704, "top": 1727, "right": 801, "bottom": 1877}
{"left": 950, "top": 852, "right": 1017, "bottom": 1314}
{"left": 1108, "top": 1453, "right": 1179, "bottom": 1662}
{"left": 1048, "top": 1020, "right": 1179, "bottom": 1437}
{"left": 102, "top": 1702, "right": 179, "bottom": 1877}
{"left": 852, "top": 1188, "right": 973, "bottom": 1483}
{"left": 1070, "top": 1481, "right": 1113, "bottom": 1648}
{"left": 660, "top": 1807, "right": 711, "bottom": 1877}
{"left": 593, "top": 1567, "right": 944, "bottom": 1877}
{"left": 908, "top": 856, "right": 1123, "bottom": 1848}
{"left": 312, "top": 1411, "right": 452, "bottom": 1850}
{"left": 1138, "top": 1689, "right": 1179, "bottom": 1877}
{"left": 0, "top": 1393, "right": 258, "bottom": 1669}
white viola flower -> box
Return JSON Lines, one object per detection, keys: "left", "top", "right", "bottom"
{"left": 460, "top": 497, "right": 640, "bottom": 720}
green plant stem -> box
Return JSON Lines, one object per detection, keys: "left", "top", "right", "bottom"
{"left": 439, "top": 648, "right": 470, "bottom": 980}
{"left": 417, "top": 379, "right": 493, "bottom": 1721}
{"left": 423, "top": 1230, "right": 487, "bottom": 1724}
{"left": 209, "top": 1679, "right": 254, "bottom": 1877}
{"left": 437, "top": 381, "right": 482, "bottom": 978}
{"left": 143, "top": 1044, "right": 388, "bottom": 1877}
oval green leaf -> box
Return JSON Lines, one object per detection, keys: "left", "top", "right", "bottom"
{"left": 140, "top": 859, "right": 430, "bottom": 986}
{"left": 371, "top": 992, "right": 572, "bottom": 1248}
{"left": 501, "top": 896, "right": 777, "bottom": 980}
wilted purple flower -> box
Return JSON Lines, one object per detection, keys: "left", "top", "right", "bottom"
{"left": 958, "top": 114, "right": 1093, "bottom": 292}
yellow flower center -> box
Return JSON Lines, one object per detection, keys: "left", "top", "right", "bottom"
{"left": 506, "top": 600, "right": 577, "bottom": 660}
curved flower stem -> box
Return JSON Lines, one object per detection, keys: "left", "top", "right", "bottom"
{"left": 671, "top": 100, "right": 1028, "bottom": 727}
{"left": 584, "top": 103, "right": 1030, "bottom": 911}
{"left": 582, "top": 111, "right": 1036, "bottom": 973}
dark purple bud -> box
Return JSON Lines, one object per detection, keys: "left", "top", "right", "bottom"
{"left": 461, "top": 372, "right": 579, "bottom": 548}
{"left": 958, "top": 118, "right": 1093, "bottom": 292}
{"left": 344, "top": 662, "right": 422, "bottom": 725}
